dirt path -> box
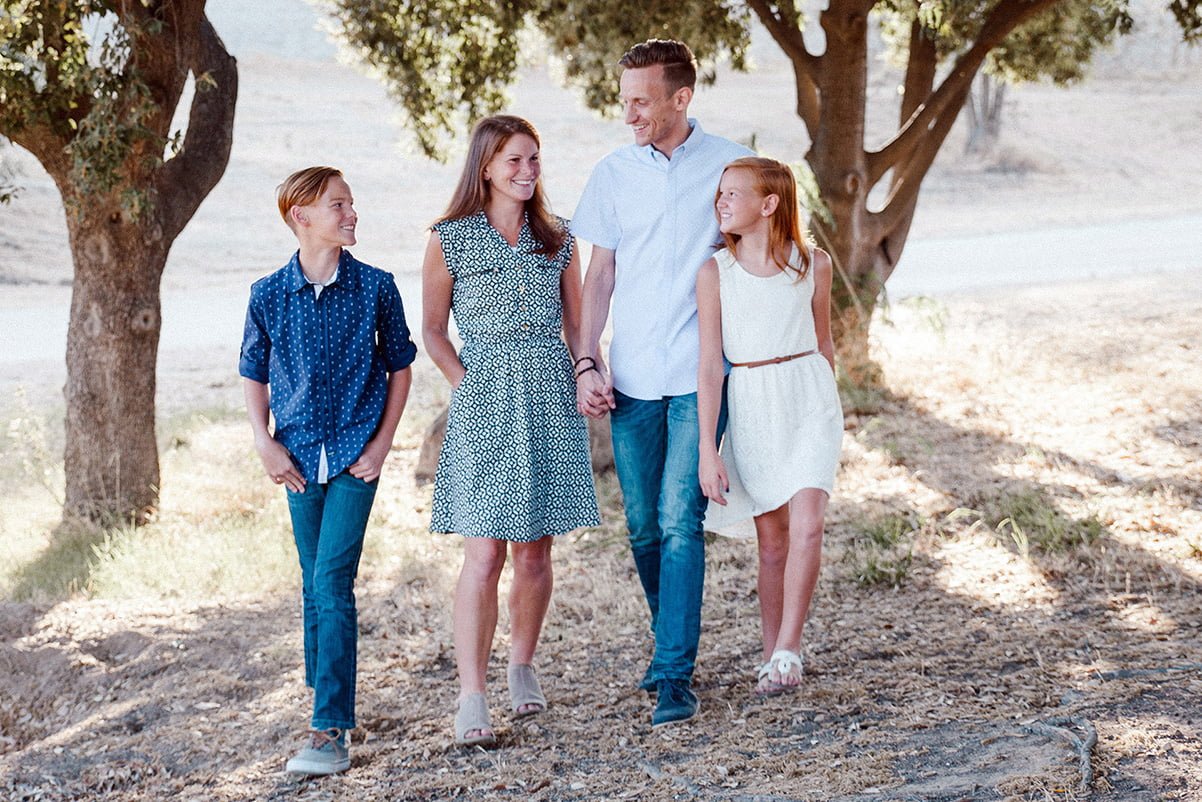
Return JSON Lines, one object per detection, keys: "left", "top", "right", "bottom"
{"left": 3, "top": 269, "right": 1200, "bottom": 801}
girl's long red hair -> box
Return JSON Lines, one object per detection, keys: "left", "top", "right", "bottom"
{"left": 716, "top": 156, "right": 811, "bottom": 280}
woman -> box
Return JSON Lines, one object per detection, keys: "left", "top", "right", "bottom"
{"left": 422, "top": 115, "right": 599, "bottom": 746}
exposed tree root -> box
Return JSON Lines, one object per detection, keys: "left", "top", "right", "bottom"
{"left": 1024, "top": 716, "right": 1098, "bottom": 793}
{"left": 1095, "top": 663, "right": 1202, "bottom": 681}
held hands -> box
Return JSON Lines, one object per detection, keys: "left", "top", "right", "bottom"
{"left": 699, "top": 449, "right": 729, "bottom": 506}
{"left": 256, "top": 437, "right": 306, "bottom": 494}
{"left": 349, "top": 436, "right": 390, "bottom": 482}
{"left": 574, "top": 357, "right": 615, "bottom": 419}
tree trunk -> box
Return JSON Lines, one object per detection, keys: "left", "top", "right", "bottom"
{"left": 62, "top": 206, "right": 169, "bottom": 524}
{"left": 809, "top": 0, "right": 881, "bottom": 386}
{"left": 0, "top": 9, "right": 239, "bottom": 525}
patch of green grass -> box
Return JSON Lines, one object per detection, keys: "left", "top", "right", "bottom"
{"left": 0, "top": 399, "right": 463, "bottom": 604}
{"left": 895, "top": 295, "right": 949, "bottom": 339}
{"left": 843, "top": 512, "right": 917, "bottom": 587}
{"left": 1, "top": 393, "right": 65, "bottom": 504}
{"left": 837, "top": 370, "right": 894, "bottom": 416}
{"left": 956, "top": 489, "right": 1107, "bottom": 557}
{"left": 0, "top": 404, "right": 300, "bottom": 603}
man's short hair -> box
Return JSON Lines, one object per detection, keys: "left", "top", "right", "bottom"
{"left": 277, "top": 166, "right": 343, "bottom": 230}
{"left": 619, "top": 39, "right": 697, "bottom": 93}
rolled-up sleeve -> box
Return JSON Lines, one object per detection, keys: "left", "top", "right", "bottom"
{"left": 238, "top": 292, "right": 270, "bottom": 383}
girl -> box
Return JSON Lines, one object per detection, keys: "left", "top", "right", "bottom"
{"left": 696, "top": 156, "right": 844, "bottom": 695}
{"left": 422, "top": 115, "right": 600, "bottom": 746}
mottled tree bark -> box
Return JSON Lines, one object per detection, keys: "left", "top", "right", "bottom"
{"left": 749, "top": 0, "right": 1063, "bottom": 385}
{"left": 6, "top": 7, "right": 237, "bottom": 523}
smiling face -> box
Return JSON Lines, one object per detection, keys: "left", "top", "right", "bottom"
{"left": 483, "top": 133, "right": 540, "bottom": 207}
{"left": 619, "top": 65, "right": 692, "bottom": 153}
{"left": 294, "top": 175, "right": 357, "bottom": 247}
{"left": 715, "top": 168, "right": 774, "bottom": 237}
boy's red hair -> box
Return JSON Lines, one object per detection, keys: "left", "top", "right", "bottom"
{"left": 277, "top": 166, "right": 343, "bottom": 230}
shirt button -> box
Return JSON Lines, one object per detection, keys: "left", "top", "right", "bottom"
{"left": 518, "top": 284, "right": 526, "bottom": 294}
{"left": 519, "top": 303, "right": 528, "bottom": 312}
{"left": 521, "top": 323, "right": 530, "bottom": 331}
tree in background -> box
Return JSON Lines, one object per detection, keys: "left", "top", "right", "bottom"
{"left": 0, "top": 1, "right": 237, "bottom": 524}
{"left": 962, "top": 73, "right": 1006, "bottom": 156}
{"left": 324, "top": 0, "right": 1199, "bottom": 381}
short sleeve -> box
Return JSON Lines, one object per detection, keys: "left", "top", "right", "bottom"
{"left": 377, "top": 274, "right": 418, "bottom": 372}
{"left": 432, "top": 220, "right": 460, "bottom": 279}
{"left": 571, "top": 163, "right": 620, "bottom": 249}
{"left": 555, "top": 216, "right": 575, "bottom": 272}
{"left": 238, "top": 290, "right": 270, "bottom": 383}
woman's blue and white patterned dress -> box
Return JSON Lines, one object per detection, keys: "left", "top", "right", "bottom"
{"left": 430, "top": 212, "right": 600, "bottom": 541}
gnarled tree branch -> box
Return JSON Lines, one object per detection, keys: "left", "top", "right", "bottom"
{"left": 867, "top": 0, "right": 1062, "bottom": 184}
{"left": 157, "top": 16, "right": 238, "bottom": 243}
{"left": 747, "top": 0, "right": 821, "bottom": 134}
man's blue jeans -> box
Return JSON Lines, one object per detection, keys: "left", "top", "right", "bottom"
{"left": 610, "top": 390, "right": 722, "bottom": 684}
{"left": 286, "top": 472, "right": 377, "bottom": 731}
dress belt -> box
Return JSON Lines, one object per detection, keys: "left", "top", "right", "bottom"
{"left": 729, "top": 349, "right": 817, "bottom": 369}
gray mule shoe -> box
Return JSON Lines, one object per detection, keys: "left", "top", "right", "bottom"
{"left": 507, "top": 663, "right": 547, "bottom": 719}
{"left": 285, "top": 728, "right": 350, "bottom": 775}
{"left": 454, "top": 692, "right": 497, "bottom": 747}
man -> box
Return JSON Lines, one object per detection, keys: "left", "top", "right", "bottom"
{"left": 572, "top": 39, "right": 752, "bottom": 727}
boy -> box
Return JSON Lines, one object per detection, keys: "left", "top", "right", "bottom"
{"left": 239, "top": 166, "right": 417, "bottom": 774}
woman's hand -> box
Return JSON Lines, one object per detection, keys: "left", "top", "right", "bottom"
{"left": 575, "top": 364, "right": 615, "bottom": 418}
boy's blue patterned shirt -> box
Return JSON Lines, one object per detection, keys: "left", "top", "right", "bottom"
{"left": 239, "top": 249, "right": 417, "bottom": 483}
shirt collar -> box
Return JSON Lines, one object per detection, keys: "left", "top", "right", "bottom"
{"left": 643, "top": 118, "right": 704, "bottom": 164}
{"left": 287, "top": 249, "right": 356, "bottom": 293}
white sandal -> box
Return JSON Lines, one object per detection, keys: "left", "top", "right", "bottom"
{"left": 756, "top": 662, "right": 788, "bottom": 696}
{"left": 768, "top": 649, "right": 804, "bottom": 687}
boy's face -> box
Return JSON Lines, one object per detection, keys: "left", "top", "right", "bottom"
{"left": 293, "top": 176, "right": 357, "bottom": 247}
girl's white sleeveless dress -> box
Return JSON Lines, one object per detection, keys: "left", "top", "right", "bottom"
{"left": 704, "top": 245, "right": 844, "bottom": 532}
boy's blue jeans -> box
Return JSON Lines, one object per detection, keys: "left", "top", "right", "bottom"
{"left": 286, "top": 472, "right": 377, "bottom": 731}
{"left": 610, "top": 390, "right": 722, "bottom": 685}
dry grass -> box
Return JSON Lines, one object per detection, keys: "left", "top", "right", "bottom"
{"left": 2, "top": 271, "right": 1201, "bottom": 800}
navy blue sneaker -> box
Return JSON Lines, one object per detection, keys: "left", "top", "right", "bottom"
{"left": 652, "top": 679, "right": 698, "bottom": 727}
{"left": 640, "top": 665, "right": 656, "bottom": 694}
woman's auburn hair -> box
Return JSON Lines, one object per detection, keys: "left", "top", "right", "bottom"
{"left": 716, "top": 156, "right": 812, "bottom": 280}
{"left": 436, "top": 115, "right": 565, "bottom": 257}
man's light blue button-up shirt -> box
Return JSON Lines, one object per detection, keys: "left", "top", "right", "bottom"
{"left": 572, "top": 119, "right": 752, "bottom": 400}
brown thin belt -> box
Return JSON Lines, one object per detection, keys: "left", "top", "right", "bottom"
{"left": 729, "top": 349, "right": 816, "bottom": 369}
